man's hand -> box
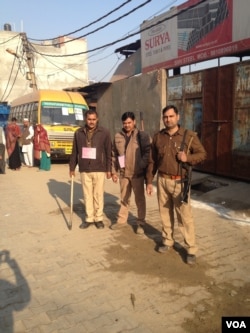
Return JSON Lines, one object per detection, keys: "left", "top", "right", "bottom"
{"left": 146, "top": 184, "right": 154, "bottom": 196}
{"left": 106, "top": 172, "right": 111, "bottom": 179}
{"left": 112, "top": 174, "right": 118, "bottom": 183}
{"left": 69, "top": 171, "right": 75, "bottom": 178}
{"left": 177, "top": 151, "right": 187, "bottom": 162}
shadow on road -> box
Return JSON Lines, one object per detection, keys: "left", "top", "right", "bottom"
{"left": 0, "top": 250, "right": 31, "bottom": 333}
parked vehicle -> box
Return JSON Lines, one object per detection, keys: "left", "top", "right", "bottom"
{"left": 9, "top": 90, "right": 89, "bottom": 160}
{"left": 0, "top": 102, "right": 10, "bottom": 128}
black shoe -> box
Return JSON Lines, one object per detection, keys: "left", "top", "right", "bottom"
{"left": 95, "top": 221, "right": 104, "bottom": 229}
{"left": 79, "top": 221, "right": 91, "bottom": 229}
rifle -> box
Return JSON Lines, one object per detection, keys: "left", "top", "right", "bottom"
{"left": 181, "top": 133, "right": 193, "bottom": 204}
{"left": 181, "top": 164, "right": 192, "bottom": 204}
{"left": 138, "top": 111, "right": 147, "bottom": 183}
{"left": 140, "top": 111, "right": 144, "bottom": 131}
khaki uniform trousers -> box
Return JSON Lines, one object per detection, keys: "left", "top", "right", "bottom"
{"left": 80, "top": 172, "right": 105, "bottom": 223}
{"left": 157, "top": 175, "right": 198, "bottom": 255}
{"left": 117, "top": 175, "right": 146, "bottom": 225}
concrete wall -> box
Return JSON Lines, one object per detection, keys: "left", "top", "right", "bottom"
{"left": 96, "top": 69, "right": 167, "bottom": 138}
{"left": 0, "top": 31, "right": 88, "bottom": 103}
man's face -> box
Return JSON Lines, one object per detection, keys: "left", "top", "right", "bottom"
{"left": 23, "top": 121, "right": 29, "bottom": 127}
{"left": 85, "top": 113, "right": 98, "bottom": 130}
{"left": 122, "top": 117, "right": 136, "bottom": 134}
{"left": 162, "top": 108, "right": 179, "bottom": 130}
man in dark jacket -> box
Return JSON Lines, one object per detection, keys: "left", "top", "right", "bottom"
{"left": 69, "top": 110, "right": 112, "bottom": 229}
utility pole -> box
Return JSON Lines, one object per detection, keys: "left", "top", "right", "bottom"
{"left": 20, "top": 32, "right": 37, "bottom": 90}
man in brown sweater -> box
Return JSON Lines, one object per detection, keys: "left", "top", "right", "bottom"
{"left": 146, "top": 105, "right": 207, "bottom": 265}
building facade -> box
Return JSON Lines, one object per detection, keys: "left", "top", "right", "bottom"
{"left": 0, "top": 27, "right": 88, "bottom": 103}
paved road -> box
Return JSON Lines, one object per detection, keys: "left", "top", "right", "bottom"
{"left": 0, "top": 164, "right": 250, "bottom": 333}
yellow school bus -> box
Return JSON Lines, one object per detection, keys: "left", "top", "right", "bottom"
{"left": 10, "top": 89, "right": 88, "bottom": 159}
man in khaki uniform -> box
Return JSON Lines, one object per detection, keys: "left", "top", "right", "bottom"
{"left": 146, "top": 105, "right": 207, "bottom": 265}
{"left": 111, "top": 112, "right": 151, "bottom": 234}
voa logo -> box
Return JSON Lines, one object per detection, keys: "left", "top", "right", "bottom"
{"left": 226, "top": 320, "right": 246, "bottom": 328}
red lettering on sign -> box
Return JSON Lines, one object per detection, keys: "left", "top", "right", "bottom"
{"left": 145, "top": 32, "right": 170, "bottom": 50}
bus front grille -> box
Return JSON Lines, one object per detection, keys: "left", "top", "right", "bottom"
{"left": 48, "top": 133, "right": 74, "bottom": 141}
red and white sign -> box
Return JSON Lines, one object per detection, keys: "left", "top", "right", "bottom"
{"left": 141, "top": 0, "right": 250, "bottom": 72}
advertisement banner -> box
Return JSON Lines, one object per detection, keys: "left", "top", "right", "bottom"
{"left": 141, "top": 0, "right": 250, "bottom": 72}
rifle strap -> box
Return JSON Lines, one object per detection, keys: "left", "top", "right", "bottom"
{"left": 138, "top": 130, "right": 143, "bottom": 157}
{"left": 179, "top": 129, "right": 187, "bottom": 177}
{"left": 180, "top": 129, "right": 188, "bottom": 152}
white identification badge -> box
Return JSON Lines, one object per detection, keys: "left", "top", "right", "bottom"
{"left": 118, "top": 155, "right": 125, "bottom": 168}
{"left": 82, "top": 147, "right": 96, "bottom": 159}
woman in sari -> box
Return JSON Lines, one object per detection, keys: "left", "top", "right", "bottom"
{"left": 5, "top": 117, "right": 22, "bottom": 170}
{"left": 34, "top": 124, "right": 51, "bottom": 171}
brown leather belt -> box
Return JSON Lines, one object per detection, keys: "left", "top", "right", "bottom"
{"left": 158, "top": 172, "right": 183, "bottom": 180}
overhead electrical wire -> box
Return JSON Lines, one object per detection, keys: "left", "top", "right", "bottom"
{"left": 99, "top": 56, "right": 122, "bottom": 82}
{"left": 2, "top": 61, "right": 21, "bottom": 101}
{"left": 3, "top": 0, "right": 176, "bottom": 87}
{"left": 37, "top": 53, "right": 87, "bottom": 84}
{"left": 0, "top": 33, "right": 20, "bottom": 46}
{"left": 21, "top": 0, "right": 139, "bottom": 82}
{"left": 28, "top": 0, "right": 133, "bottom": 42}
{"left": 32, "top": 0, "right": 152, "bottom": 81}
{"left": 1, "top": 46, "right": 22, "bottom": 102}
{"left": 23, "top": 0, "right": 153, "bottom": 86}
{"left": 30, "top": 0, "right": 207, "bottom": 58}
{"left": 29, "top": 0, "right": 152, "bottom": 47}
{"left": 53, "top": 0, "right": 152, "bottom": 46}
{"left": 3, "top": 0, "right": 206, "bottom": 87}
{"left": 24, "top": 0, "right": 154, "bottom": 83}
{"left": 86, "top": 0, "right": 177, "bottom": 79}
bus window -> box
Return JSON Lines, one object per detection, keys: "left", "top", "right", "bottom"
{"left": 17, "top": 107, "right": 22, "bottom": 122}
{"left": 19, "top": 105, "right": 24, "bottom": 119}
{"left": 28, "top": 102, "right": 38, "bottom": 124}
{"left": 22, "top": 104, "right": 28, "bottom": 119}
{"left": 26, "top": 104, "right": 31, "bottom": 121}
{"left": 52, "top": 108, "right": 62, "bottom": 124}
{"left": 41, "top": 106, "right": 82, "bottom": 126}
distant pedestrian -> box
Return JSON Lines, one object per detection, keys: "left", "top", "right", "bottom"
{"left": 69, "top": 110, "right": 112, "bottom": 229}
{"left": 5, "top": 117, "right": 22, "bottom": 171}
{"left": 111, "top": 111, "right": 151, "bottom": 234}
{"left": 0, "top": 126, "right": 6, "bottom": 174}
{"left": 21, "top": 118, "right": 34, "bottom": 167}
{"left": 146, "top": 105, "right": 207, "bottom": 265}
{"left": 34, "top": 124, "right": 51, "bottom": 171}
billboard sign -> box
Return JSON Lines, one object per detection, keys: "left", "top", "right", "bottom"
{"left": 141, "top": 0, "right": 250, "bottom": 72}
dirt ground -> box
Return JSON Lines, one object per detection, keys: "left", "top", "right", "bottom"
{"left": 2, "top": 163, "right": 249, "bottom": 333}
{"left": 59, "top": 198, "right": 250, "bottom": 333}
{"left": 104, "top": 228, "right": 250, "bottom": 333}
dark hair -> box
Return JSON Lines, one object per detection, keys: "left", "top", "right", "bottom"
{"left": 162, "top": 105, "right": 179, "bottom": 115}
{"left": 121, "top": 111, "right": 135, "bottom": 121}
{"left": 84, "top": 109, "right": 98, "bottom": 118}
{"left": 11, "top": 117, "right": 17, "bottom": 122}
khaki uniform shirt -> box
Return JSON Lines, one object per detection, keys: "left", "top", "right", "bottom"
{"left": 147, "top": 126, "right": 207, "bottom": 184}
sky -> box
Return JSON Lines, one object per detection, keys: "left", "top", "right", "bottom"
{"left": 2, "top": 0, "right": 186, "bottom": 82}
